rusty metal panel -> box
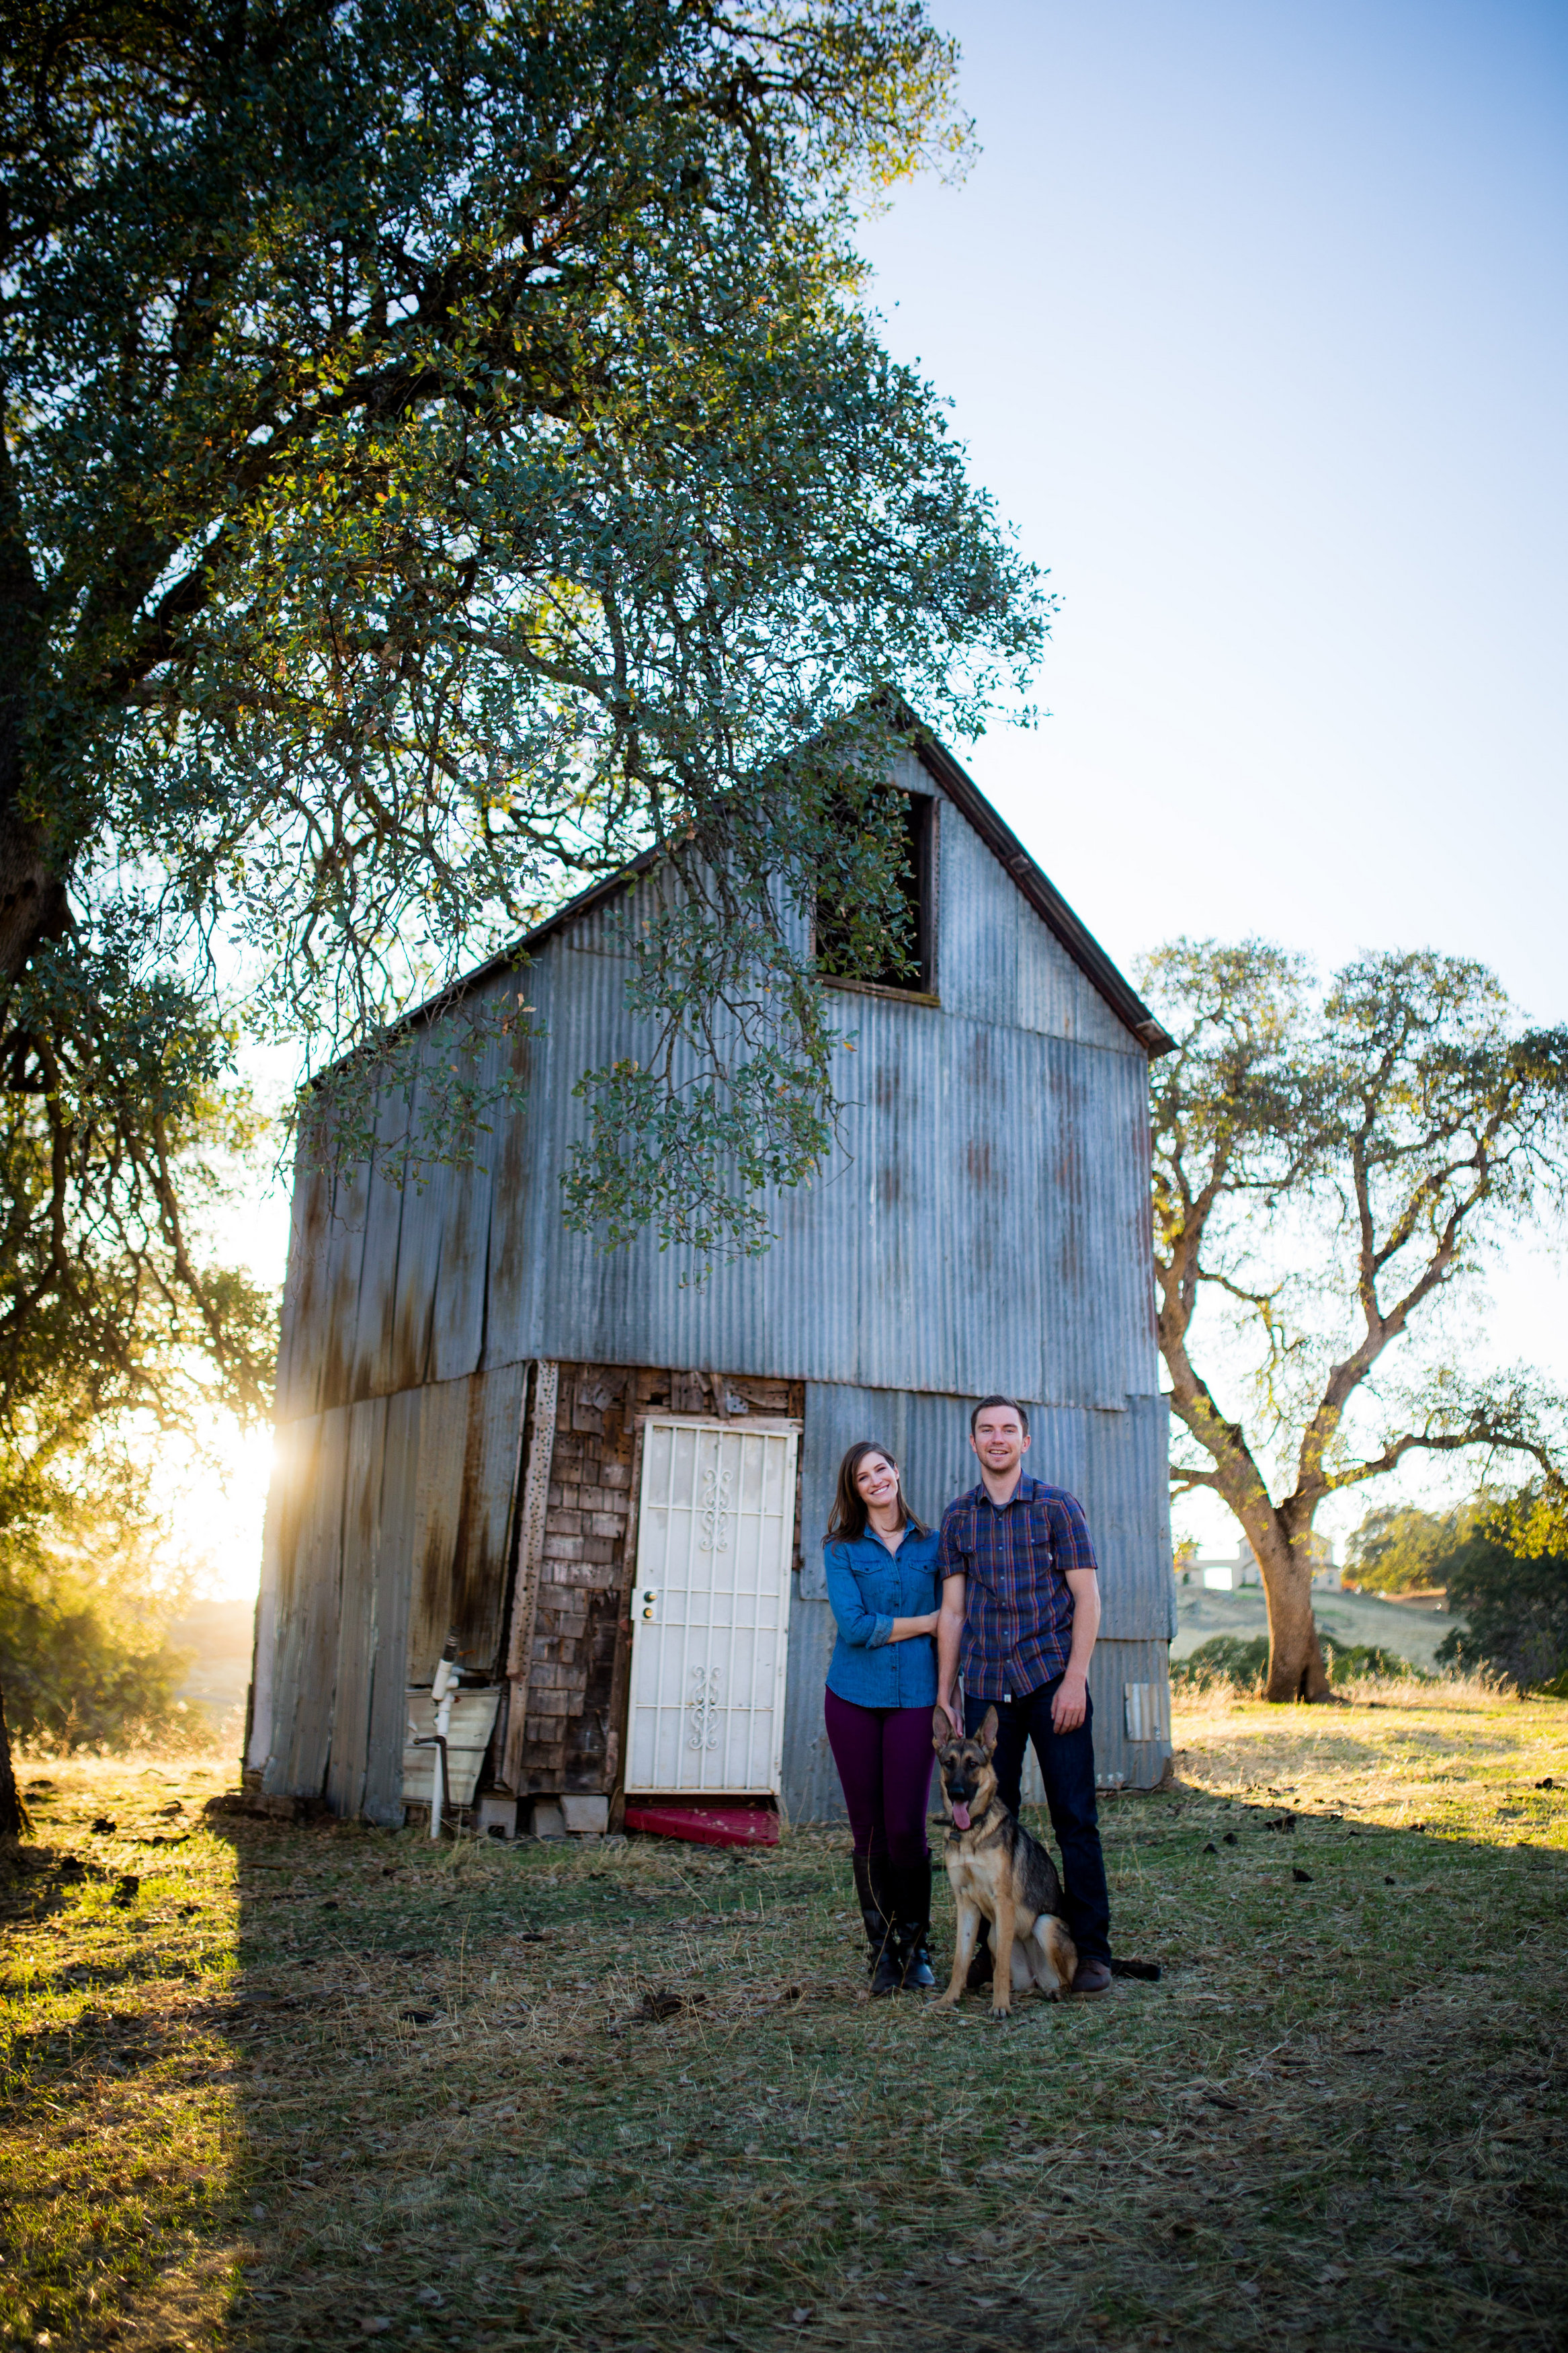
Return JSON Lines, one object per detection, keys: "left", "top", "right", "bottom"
{"left": 273, "top": 1133, "right": 329, "bottom": 1423}
{"left": 326, "top": 1394, "right": 388, "bottom": 1817}
{"left": 488, "top": 947, "right": 1152, "bottom": 1411}
{"left": 936, "top": 798, "right": 1020, "bottom": 1029}
{"left": 405, "top": 1373, "right": 469, "bottom": 1683}
{"left": 347, "top": 1090, "right": 411, "bottom": 1404}
{"left": 364, "top": 1382, "right": 421, "bottom": 1824}
{"left": 1086, "top": 1640, "right": 1173, "bottom": 1791}
{"left": 429, "top": 1021, "right": 502, "bottom": 1386}
{"left": 1083, "top": 1395, "right": 1177, "bottom": 1642}
{"left": 450, "top": 1360, "right": 528, "bottom": 1673}
{"left": 405, "top": 1364, "right": 527, "bottom": 1685}
{"left": 780, "top": 1595, "right": 841, "bottom": 1826}
{"left": 263, "top": 1406, "right": 347, "bottom": 1798}
{"left": 480, "top": 1003, "right": 544, "bottom": 1374}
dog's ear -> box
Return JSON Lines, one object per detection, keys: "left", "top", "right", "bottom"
{"left": 932, "top": 1704, "right": 954, "bottom": 1750}
{"left": 979, "top": 1706, "right": 999, "bottom": 1755}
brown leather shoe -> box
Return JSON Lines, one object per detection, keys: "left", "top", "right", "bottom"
{"left": 1071, "top": 1957, "right": 1113, "bottom": 1996}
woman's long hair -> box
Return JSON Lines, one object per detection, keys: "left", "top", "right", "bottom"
{"left": 825, "top": 1441, "right": 928, "bottom": 1545}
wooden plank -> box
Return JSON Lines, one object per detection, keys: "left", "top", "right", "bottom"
{"left": 501, "top": 1361, "right": 559, "bottom": 1790}
{"left": 603, "top": 1414, "right": 647, "bottom": 1829}
{"left": 364, "top": 1383, "right": 421, "bottom": 1824}
{"left": 325, "top": 1394, "right": 388, "bottom": 1818}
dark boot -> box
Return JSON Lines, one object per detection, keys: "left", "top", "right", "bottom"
{"left": 892, "top": 1856, "right": 936, "bottom": 1991}
{"left": 852, "top": 1852, "right": 901, "bottom": 1996}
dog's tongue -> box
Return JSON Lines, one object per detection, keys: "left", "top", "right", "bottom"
{"left": 951, "top": 1801, "right": 971, "bottom": 1831}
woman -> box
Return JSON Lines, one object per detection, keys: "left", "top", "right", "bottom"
{"left": 823, "top": 1441, "right": 942, "bottom": 1996}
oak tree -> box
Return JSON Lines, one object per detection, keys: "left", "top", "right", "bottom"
{"left": 1141, "top": 942, "right": 1568, "bottom": 1702}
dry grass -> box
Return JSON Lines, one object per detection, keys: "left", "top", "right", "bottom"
{"left": 2, "top": 1690, "right": 1565, "bottom": 2353}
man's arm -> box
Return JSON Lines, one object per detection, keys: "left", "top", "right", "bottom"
{"left": 1052, "top": 1567, "right": 1100, "bottom": 1732}
{"left": 936, "top": 1572, "right": 967, "bottom": 1730}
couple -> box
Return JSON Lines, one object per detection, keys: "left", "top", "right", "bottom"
{"left": 822, "top": 1394, "right": 1112, "bottom": 2001}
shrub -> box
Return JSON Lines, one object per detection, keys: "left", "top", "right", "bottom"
{"left": 1171, "top": 1636, "right": 1272, "bottom": 1693}
{"left": 1323, "top": 1642, "right": 1423, "bottom": 1685}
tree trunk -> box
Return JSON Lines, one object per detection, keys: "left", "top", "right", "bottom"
{"left": 0, "top": 1680, "right": 30, "bottom": 1841}
{"left": 1249, "top": 1528, "right": 1333, "bottom": 1702}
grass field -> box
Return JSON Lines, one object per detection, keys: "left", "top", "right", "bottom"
{"left": 2, "top": 1684, "right": 1565, "bottom": 2353}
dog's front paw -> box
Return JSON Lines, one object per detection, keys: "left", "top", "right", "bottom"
{"left": 932, "top": 1990, "right": 961, "bottom": 2011}
{"left": 987, "top": 2000, "right": 1013, "bottom": 2022}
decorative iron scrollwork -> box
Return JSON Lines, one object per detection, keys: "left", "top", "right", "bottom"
{"left": 698, "top": 1460, "right": 733, "bottom": 1553}
{"left": 687, "top": 1663, "right": 722, "bottom": 1751}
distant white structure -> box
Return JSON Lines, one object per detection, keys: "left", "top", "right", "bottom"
{"left": 1177, "top": 1536, "right": 1340, "bottom": 1592}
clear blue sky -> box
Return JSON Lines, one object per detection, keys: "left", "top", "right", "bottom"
{"left": 857, "top": 0, "right": 1567, "bottom": 1550}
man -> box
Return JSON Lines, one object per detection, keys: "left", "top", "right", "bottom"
{"left": 936, "top": 1395, "right": 1113, "bottom": 1995}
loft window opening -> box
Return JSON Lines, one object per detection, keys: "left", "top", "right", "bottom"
{"left": 814, "top": 787, "right": 936, "bottom": 998}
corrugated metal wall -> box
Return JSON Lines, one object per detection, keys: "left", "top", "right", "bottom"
{"left": 257, "top": 756, "right": 1176, "bottom": 1817}
{"left": 274, "top": 963, "right": 1155, "bottom": 1417}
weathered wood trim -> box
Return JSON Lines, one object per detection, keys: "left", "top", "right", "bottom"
{"left": 604, "top": 1417, "right": 647, "bottom": 1833}
{"left": 501, "top": 1359, "right": 559, "bottom": 1788}
{"left": 630, "top": 1410, "right": 802, "bottom": 1432}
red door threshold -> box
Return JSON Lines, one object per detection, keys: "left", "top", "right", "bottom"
{"left": 624, "top": 1800, "right": 780, "bottom": 1849}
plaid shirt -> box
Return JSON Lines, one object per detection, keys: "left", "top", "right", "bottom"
{"left": 938, "top": 1475, "right": 1099, "bottom": 1703}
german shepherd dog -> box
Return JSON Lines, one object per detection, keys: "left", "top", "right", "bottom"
{"left": 931, "top": 1704, "right": 1077, "bottom": 2015}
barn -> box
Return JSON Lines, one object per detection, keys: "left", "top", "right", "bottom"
{"left": 243, "top": 727, "right": 1178, "bottom": 1833}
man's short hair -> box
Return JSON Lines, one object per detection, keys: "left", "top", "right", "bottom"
{"left": 969, "top": 1393, "right": 1030, "bottom": 1436}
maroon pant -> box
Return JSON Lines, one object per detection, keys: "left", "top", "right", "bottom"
{"left": 823, "top": 1687, "right": 935, "bottom": 1868}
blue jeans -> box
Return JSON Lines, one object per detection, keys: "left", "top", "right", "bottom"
{"left": 964, "top": 1674, "right": 1111, "bottom": 1963}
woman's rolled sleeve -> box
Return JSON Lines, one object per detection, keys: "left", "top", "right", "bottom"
{"left": 823, "top": 1544, "right": 894, "bottom": 1648}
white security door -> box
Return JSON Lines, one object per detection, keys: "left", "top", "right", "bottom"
{"left": 626, "top": 1419, "right": 798, "bottom": 1796}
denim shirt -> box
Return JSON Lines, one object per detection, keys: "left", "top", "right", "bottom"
{"left": 823, "top": 1525, "right": 942, "bottom": 1709}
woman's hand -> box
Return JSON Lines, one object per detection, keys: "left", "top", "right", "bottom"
{"left": 921, "top": 1609, "right": 941, "bottom": 1635}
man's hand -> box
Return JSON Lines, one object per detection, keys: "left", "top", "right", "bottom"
{"left": 1051, "top": 1668, "right": 1089, "bottom": 1733}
